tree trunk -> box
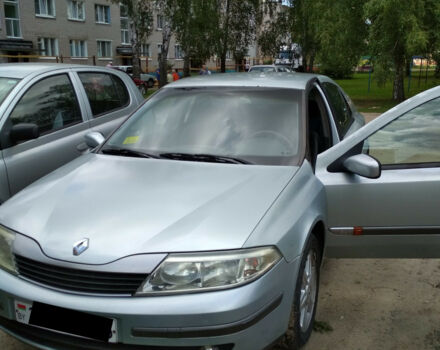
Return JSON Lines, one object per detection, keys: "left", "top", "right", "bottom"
{"left": 405, "top": 56, "right": 411, "bottom": 77}
{"left": 220, "top": 54, "right": 226, "bottom": 73}
{"left": 159, "top": 22, "right": 172, "bottom": 88}
{"left": 433, "top": 53, "right": 440, "bottom": 78}
{"left": 159, "top": 54, "right": 167, "bottom": 88}
{"left": 308, "top": 54, "right": 315, "bottom": 73}
{"left": 302, "top": 56, "right": 308, "bottom": 72}
{"left": 183, "top": 55, "right": 190, "bottom": 77}
{"left": 393, "top": 60, "right": 405, "bottom": 102}
{"left": 220, "top": 0, "right": 230, "bottom": 73}
{"left": 131, "top": 25, "right": 141, "bottom": 79}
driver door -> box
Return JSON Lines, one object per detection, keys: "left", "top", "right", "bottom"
{"left": 317, "top": 88, "right": 440, "bottom": 258}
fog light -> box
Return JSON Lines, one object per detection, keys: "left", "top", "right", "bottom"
{"left": 202, "top": 346, "right": 219, "bottom": 350}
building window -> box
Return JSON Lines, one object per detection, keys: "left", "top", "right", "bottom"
{"left": 141, "top": 44, "right": 150, "bottom": 57}
{"left": 38, "top": 37, "right": 58, "bottom": 57}
{"left": 157, "top": 43, "right": 162, "bottom": 55}
{"left": 35, "top": 0, "right": 55, "bottom": 17}
{"left": 97, "top": 40, "right": 112, "bottom": 58}
{"left": 4, "top": 0, "right": 21, "bottom": 38}
{"left": 70, "top": 40, "right": 87, "bottom": 58}
{"left": 156, "top": 14, "right": 163, "bottom": 30}
{"left": 120, "top": 4, "right": 129, "bottom": 44}
{"left": 95, "top": 4, "right": 110, "bottom": 24}
{"left": 175, "top": 44, "right": 183, "bottom": 59}
{"left": 67, "top": 0, "right": 84, "bottom": 21}
{"left": 226, "top": 51, "right": 232, "bottom": 60}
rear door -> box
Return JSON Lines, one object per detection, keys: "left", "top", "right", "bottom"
{"left": 0, "top": 70, "right": 90, "bottom": 196}
{"left": 317, "top": 87, "right": 440, "bottom": 258}
{"left": 74, "top": 69, "right": 142, "bottom": 138}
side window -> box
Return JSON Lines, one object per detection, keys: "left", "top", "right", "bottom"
{"left": 308, "top": 87, "right": 332, "bottom": 155}
{"left": 364, "top": 97, "right": 440, "bottom": 167}
{"left": 78, "top": 72, "right": 129, "bottom": 118}
{"left": 8, "top": 74, "right": 82, "bottom": 136}
{"left": 322, "top": 82, "right": 353, "bottom": 138}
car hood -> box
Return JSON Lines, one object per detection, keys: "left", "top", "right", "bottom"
{"left": 0, "top": 154, "right": 298, "bottom": 264}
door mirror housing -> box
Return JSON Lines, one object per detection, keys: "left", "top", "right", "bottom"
{"left": 85, "top": 132, "right": 105, "bottom": 149}
{"left": 10, "top": 123, "right": 39, "bottom": 144}
{"left": 343, "top": 154, "right": 381, "bottom": 179}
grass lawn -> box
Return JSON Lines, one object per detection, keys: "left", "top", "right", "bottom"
{"left": 335, "top": 71, "right": 440, "bottom": 113}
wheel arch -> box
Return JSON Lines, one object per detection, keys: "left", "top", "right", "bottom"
{"left": 310, "top": 220, "right": 325, "bottom": 259}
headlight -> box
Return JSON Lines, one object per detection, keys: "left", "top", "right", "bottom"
{"left": 0, "top": 225, "right": 16, "bottom": 274}
{"left": 136, "top": 246, "right": 281, "bottom": 295}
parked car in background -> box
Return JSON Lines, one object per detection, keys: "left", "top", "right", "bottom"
{"left": 248, "top": 64, "right": 293, "bottom": 73}
{"left": 112, "top": 65, "right": 156, "bottom": 88}
{"left": 0, "top": 63, "right": 144, "bottom": 203}
{"left": 0, "top": 73, "right": 372, "bottom": 350}
{"left": 131, "top": 77, "right": 149, "bottom": 95}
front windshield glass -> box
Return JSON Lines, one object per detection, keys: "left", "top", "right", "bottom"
{"left": 0, "top": 78, "right": 19, "bottom": 105}
{"left": 105, "top": 87, "right": 303, "bottom": 165}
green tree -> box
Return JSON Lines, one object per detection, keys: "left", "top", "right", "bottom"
{"left": 365, "top": 0, "right": 428, "bottom": 101}
{"left": 423, "top": 0, "right": 440, "bottom": 78}
{"left": 257, "top": 6, "right": 290, "bottom": 59}
{"left": 316, "top": 0, "right": 367, "bottom": 78}
{"left": 170, "top": 0, "right": 217, "bottom": 77}
{"left": 213, "top": 0, "right": 262, "bottom": 73}
{"left": 289, "top": 0, "right": 320, "bottom": 72}
{"left": 112, "top": 0, "right": 154, "bottom": 79}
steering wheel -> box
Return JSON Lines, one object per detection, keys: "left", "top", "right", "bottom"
{"left": 247, "top": 130, "right": 294, "bottom": 153}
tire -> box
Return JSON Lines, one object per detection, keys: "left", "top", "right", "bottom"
{"left": 275, "top": 234, "right": 321, "bottom": 349}
{"left": 147, "top": 79, "right": 154, "bottom": 88}
{"left": 139, "top": 85, "right": 146, "bottom": 96}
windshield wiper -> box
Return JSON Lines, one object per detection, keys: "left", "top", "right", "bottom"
{"left": 101, "top": 147, "right": 159, "bottom": 159}
{"left": 160, "top": 152, "right": 251, "bottom": 164}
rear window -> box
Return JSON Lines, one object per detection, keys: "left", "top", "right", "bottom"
{"left": 78, "top": 72, "right": 129, "bottom": 117}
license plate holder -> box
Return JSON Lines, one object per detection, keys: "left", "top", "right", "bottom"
{"left": 15, "top": 300, "right": 117, "bottom": 343}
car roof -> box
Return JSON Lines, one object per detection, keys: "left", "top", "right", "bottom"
{"left": 165, "top": 72, "right": 327, "bottom": 90}
{"left": 0, "top": 63, "right": 113, "bottom": 79}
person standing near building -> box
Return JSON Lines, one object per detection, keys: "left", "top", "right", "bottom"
{"left": 199, "top": 65, "right": 211, "bottom": 75}
{"left": 172, "top": 69, "right": 180, "bottom": 81}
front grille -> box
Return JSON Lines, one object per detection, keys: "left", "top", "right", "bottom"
{"left": 15, "top": 255, "right": 148, "bottom": 295}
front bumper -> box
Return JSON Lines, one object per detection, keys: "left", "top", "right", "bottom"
{"left": 0, "top": 257, "right": 300, "bottom": 350}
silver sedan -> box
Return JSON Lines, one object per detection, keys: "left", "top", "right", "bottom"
{"left": 0, "top": 72, "right": 438, "bottom": 350}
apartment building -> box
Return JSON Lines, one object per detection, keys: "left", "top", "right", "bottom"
{"left": 0, "top": 0, "right": 191, "bottom": 71}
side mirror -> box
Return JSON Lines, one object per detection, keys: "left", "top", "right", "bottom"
{"left": 343, "top": 154, "right": 381, "bottom": 179}
{"left": 85, "top": 132, "right": 105, "bottom": 149}
{"left": 10, "top": 123, "right": 39, "bottom": 144}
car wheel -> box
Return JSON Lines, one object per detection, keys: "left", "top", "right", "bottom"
{"left": 148, "top": 79, "right": 154, "bottom": 88}
{"left": 276, "top": 234, "right": 321, "bottom": 349}
{"left": 139, "top": 85, "right": 147, "bottom": 96}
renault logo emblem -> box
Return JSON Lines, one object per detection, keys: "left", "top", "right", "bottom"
{"left": 73, "top": 238, "right": 89, "bottom": 256}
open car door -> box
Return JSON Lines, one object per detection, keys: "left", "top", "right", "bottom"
{"left": 316, "top": 87, "right": 440, "bottom": 258}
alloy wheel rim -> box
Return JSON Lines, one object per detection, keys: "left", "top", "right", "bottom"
{"left": 299, "top": 250, "right": 317, "bottom": 332}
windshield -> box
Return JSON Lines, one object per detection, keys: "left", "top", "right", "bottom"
{"left": 104, "top": 87, "right": 303, "bottom": 165}
{"left": 0, "top": 78, "right": 19, "bottom": 105}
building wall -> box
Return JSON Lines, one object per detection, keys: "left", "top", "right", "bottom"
{"left": 0, "top": 0, "right": 123, "bottom": 66}
{"left": 0, "top": 0, "right": 240, "bottom": 72}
